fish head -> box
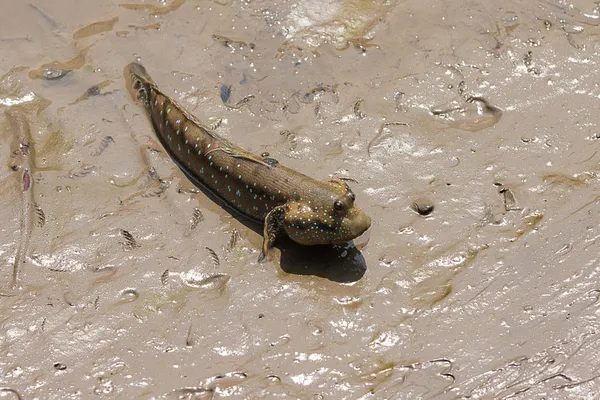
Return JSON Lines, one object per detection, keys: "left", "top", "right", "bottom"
{"left": 123, "top": 62, "right": 155, "bottom": 106}
{"left": 283, "top": 179, "right": 371, "bottom": 246}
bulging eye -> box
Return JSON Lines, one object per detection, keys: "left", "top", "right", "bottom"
{"left": 334, "top": 200, "right": 344, "bottom": 211}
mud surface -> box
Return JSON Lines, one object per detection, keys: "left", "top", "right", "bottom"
{"left": 1, "top": 0, "right": 600, "bottom": 398}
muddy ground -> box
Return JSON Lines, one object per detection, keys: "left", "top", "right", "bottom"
{"left": 1, "top": 0, "right": 600, "bottom": 398}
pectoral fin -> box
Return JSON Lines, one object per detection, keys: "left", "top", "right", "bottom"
{"left": 258, "top": 205, "right": 286, "bottom": 262}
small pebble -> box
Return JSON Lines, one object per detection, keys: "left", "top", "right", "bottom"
{"left": 411, "top": 198, "right": 434, "bottom": 216}
{"left": 54, "top": 363, "right": 67, "bottom": 370}
{"left": 499, "top": 188, "right": 521, "bottom": 211}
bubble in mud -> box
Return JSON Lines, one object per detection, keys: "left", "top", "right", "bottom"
{"left": 42, "top": 67, "right": 70, "bottom": 80}
{"left": 0, "top": 388, "right": 23, "bottom": 399}
{"left": 182, "top": 271, "right": 230, "bottom": 291}
{"left": 230, "top": 372, "right": 247, "bottom": 379}
{"left": 120, "top": 288, "right": 139, "bottom": 302}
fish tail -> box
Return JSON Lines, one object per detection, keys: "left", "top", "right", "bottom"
{"left": 124, "top": 62, "right": 155, "bottom": 106}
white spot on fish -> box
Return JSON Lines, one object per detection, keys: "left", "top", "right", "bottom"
{"left": 176, "top": 119, "right": 180, "bottom": 125}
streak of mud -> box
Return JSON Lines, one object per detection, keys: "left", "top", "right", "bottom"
{"left": 28, "top": 45, "right": 93, "bottom": 80}
{"left": 72, "top": 17, "right": 119, "bottom": 41}
{"left": 120, "top": 0, "right": 186, "bottom": 16}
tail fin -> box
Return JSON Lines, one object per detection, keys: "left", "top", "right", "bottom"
{"left": 124, "top": 62, "right": 155, "bottom": 106}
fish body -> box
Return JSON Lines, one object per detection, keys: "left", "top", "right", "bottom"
{"left": 124, "top": 62, "right": 371, "bottom": 260}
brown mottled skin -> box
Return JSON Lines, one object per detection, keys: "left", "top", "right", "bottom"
{"left": 124, "top": 62, "right": 371, "bottom": 261}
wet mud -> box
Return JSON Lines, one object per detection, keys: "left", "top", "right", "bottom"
{"left": 1, "top": 0, "right": 600, "bottom": 398}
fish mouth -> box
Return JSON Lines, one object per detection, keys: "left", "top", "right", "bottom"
{"left": 352, "top": 214, "right": 371, "bottom": 238}
{"left": 343, "top": 209, "right": 371, "bottom": 241}
{"left": 358, "top": 217, "right": 371, "bottom": 236}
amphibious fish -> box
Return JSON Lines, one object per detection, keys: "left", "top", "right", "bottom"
{"left": 124, "top": 62, "right": 371, "bottom": 261}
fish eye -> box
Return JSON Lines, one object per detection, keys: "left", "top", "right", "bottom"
{"left": 348, "top": 192, "right": 356, "bottom": 201}
{"left": 334, "top": 200, "right": 344, "bottom": 211}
